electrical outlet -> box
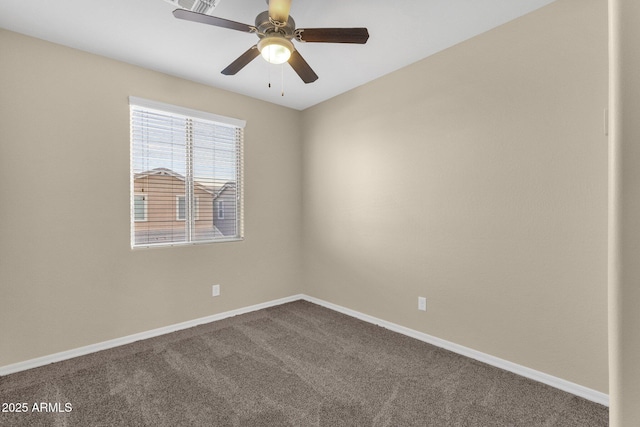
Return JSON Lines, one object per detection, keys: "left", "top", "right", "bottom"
{"left": 418, "top": 296, "right": 427, "bottom": 312}
{"left": 212, "top": 284, "right": 220, "bottom": 297}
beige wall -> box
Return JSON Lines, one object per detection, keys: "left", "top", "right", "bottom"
{"left": 302, "top": 0, "right": 608, "bottom": 393}
{"left": 0, "top": 29, "right": 303, "bottom": 366}
{"left": 609, "top": 0, "right": 640, "bottom": 423}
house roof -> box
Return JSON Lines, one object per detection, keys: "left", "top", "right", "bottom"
{"left": 213, "top": 182, "right": 236, "bottom": 199}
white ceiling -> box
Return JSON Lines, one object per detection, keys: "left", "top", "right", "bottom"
{"left": 0, "top": 0, "right": 556, "bottom": 110}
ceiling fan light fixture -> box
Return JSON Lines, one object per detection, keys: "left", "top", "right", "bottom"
{"left": 172, "top": 3, "right": 368, "bottom": 84}
{"left": 257, "top": 36, "right": 293, "bottom": 65}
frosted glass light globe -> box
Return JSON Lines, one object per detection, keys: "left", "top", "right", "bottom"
{"left": 258, "top": 36, "right": 293, "bottom": 65}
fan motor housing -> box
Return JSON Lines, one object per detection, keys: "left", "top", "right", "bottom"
{"left": 255, "top": 10, "right": 296, "bottom": 39}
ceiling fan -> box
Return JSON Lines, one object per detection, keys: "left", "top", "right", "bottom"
{"left": 172, "top": 0, "right": 370, "bottom": 83}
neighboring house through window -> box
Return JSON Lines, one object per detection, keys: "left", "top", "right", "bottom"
{"left": 130, "top": 97, "right": 245, "bottom": 248}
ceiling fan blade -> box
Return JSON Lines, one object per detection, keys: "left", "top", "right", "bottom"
{"left": 268, "top": 0, "right": 292, "bottom": 25}
{"left": 296, "top": 28, "right": 369, "bottom": 44}
{"left": 221, "top": 45, "right": 260, "bottom": 75}
{"left": 288, "top": 50, "right": 318, "bottom": 84}
{"left": 173, "top": 9, "right": 254, "bottom": 33}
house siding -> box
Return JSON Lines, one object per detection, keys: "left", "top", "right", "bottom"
{"left": 133, "top": 173, "right": 219, "bottom": 244}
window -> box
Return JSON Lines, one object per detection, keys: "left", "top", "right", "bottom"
{"left": 134, "top": 194, "right": 148, "bottom": 222}
{"left": 130, "top": 97, "right": 244, "bottom": 248}
{"left": 216, "top": 200, "right": 224, "bottom": 220}
{"left": 177, "top": 196, "right": 186, "bottom": 221}
{"left": 177, "top": 196, "right": 199, "bottom": 221}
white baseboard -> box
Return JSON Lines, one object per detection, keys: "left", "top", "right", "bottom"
{"left": 300, "top": 295, "right": 609, "bottom": 407}
{"left": 0, "top": 293, "right": 609, "bottom": 407}
{"left": 0, "top": 294, "right": 303, "bottom": 377}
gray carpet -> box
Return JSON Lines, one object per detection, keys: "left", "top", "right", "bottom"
{"left": 0, "top": 300, "right": 608, "bottom": 426}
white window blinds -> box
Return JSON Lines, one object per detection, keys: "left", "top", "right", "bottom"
{"left": 130, "top": 97, "right": 244, "bottom": 248}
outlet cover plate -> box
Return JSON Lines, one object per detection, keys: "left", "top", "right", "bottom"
{"left": 418, "top": 296, "right": 427, "bottom": 311}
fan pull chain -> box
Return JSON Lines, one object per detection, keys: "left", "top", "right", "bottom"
{"left": 268, "top": 63, "right": 272, "bottom": 88}
{"left": 281, "top": 65, "right": 285, "bottom": 96}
